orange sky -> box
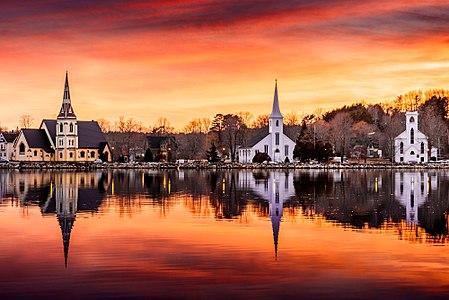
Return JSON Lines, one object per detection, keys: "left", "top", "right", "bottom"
{"left": 1, "top": 0, "right": 448, "bottom": 130}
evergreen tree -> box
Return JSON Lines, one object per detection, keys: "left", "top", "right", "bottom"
{"left": 206, "top": 142, "right": 220, "bottom": 162}
{"left": 144, "top": 148, "right": 154, "bottom": 162}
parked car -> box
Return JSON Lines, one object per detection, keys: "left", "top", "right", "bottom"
{"left": 0, "top": 158, "right": 9, "bottom": 164}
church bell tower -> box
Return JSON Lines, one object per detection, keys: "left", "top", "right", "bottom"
{"left": 269, "top": 80, "right": 284, "bottom": 162}
{"left": 56, "top": 72, "right": 78, "bottom": 161}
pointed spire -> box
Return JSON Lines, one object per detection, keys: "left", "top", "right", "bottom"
{"left": 271, "top": 213, "right": 280, "bottom": 260}
{"left": 58, "top": 215, "right": 75, "bottom": 268}
{"left": 269, "top": 79, "right": 283, "bottom": 118}
{"left": 57, "top": 71, "right": 76, "bottom": 119}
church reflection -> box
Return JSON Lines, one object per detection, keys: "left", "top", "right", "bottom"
{"left": 0, "top": 171, "right": 110, "bottom": 268}
{"left": 239, "top": 171, "right": 295, "bottom": 259}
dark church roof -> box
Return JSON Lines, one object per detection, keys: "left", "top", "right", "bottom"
{"left": 21, "top": 129, "right": 54, "bottom": 153}
{"left": 41, "top": 119, "right": 106, "bottom": 149}
{"left": 243, "top": 127, "right": 297, "bottom": 148}
{"left": 78, "top": 121, "right": 107, "bottom": 148}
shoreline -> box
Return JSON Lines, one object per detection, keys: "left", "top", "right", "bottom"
{"left": 2, "top": 161, "right": 449, "bottom": 170}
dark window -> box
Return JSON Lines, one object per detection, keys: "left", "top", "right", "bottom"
{"left": 19, "top": 143, "right": 25, "bottom": 154}
{"left": 421, "top": 142, "right": 424, "bottom": 154}
{"left": 59, "top": 153, "right": 63, "bottom": 159}
{"left": 59, "top": 123, "right": 63, "bottom": 133}
{"left": 70, "top": 123, "right": 74, "bottom": 133}
{"left": 91, "top": 151, "right": 95, "bottom": 158}
{"left": 285, "top": 145, "right": 289, "bottom": 156}
{"left": 410, "top": 128, "right": 414, "bottom": 144}
{"left": 276, "top": 120, "right": 279, "bottom": 127}
{"left": 34, "top": 150, "right": 37, "bottom": 156}
{"left": 69, "top": 152, "right": 73, "bottom": 158}
{"left": 410, "top": 116, "right": 415, "bottom": 123}
{"left": 400, "top": 142, "right": 403, "bottom": 154}
{"left": 264, "top": 145, "right": 268, "bottom": 153}
{"left": 275, "top": 133, "right": 280, "bottom": 145}
{"left": 80, "top": 151, "right": 85, "bottom": 158}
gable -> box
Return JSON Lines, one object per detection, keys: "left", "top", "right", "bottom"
{"left": 21, "top": 129, "right": 54, "bottom": 153}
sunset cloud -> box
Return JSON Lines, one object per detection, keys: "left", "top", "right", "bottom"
{"left": 0, "top": 1, "right": 448, "bottom": 129}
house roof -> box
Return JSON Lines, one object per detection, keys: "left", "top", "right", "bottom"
{"left": 147, "top": 135, "right": 177, "bottom": 149}
{"left": 42, "top": 119, "right": 106, "bottom": 149}
{"left": 21, "top": 129, "right": 54, "bottom": 153}
{"left": 0, "top": 132, "right": 18, "bottom": 143}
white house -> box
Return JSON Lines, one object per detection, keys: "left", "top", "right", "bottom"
{"left": 238, "top": 81, "right": 296, "bottom": 163}
{"left": 394, "top": 111, "right": 431, "bottom": 163}
{"left": 0, "top": 132, "right": 18, "bottom": 161}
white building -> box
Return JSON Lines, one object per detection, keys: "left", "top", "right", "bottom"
{"left": 394, "top": 111, "right": 429, "bottom": 163}
{"left": 238, "top": 81, "right": 296, "bottom": 163}
{"left": 0, "top": 132, "right": 17, "bottom": 161}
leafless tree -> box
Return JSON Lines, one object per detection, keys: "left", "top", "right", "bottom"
{"left": 252, "top": 114, "right": 269, "bottom": 128}
{"left": 420, "top": 105, "right": 448, "bottom": 157}
{"left": 222, "top": 114, "right": 246, "bottom": 161}
{"left": 284, "top": 110, "right": 301, "bottom": 126}
{"left": 0, "top": 123, "right": 8, "bottom": 132}
{"left": 329, "top": 112, "right": 354, "bottom": 162}
{"left": 97, "top": 117, "right": 112, "bottom": 133}
{"left": 237, "top": 111, "right": 254, "bottom": 128}
{"left": 152, "top": 117, "right": 174, "bottom": 135}
{"left": 379, "top": 111, "right": 404, "bottom": 160}
{"left": 19, "top": 115, "right": 34, "bottom": 128}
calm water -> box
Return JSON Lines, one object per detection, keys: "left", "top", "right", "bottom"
{"left": 1, "top": 169, "right": 449, "bottom": 299}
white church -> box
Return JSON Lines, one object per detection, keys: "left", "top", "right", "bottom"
{"left": 237, "top": 81, "right": 296, "bottom": 163}
{"left": 394, "top": 111, "right": 437, "bottom": 163}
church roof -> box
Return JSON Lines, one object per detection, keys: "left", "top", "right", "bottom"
{"left": 269, "top": 80, "right": 283, "bottom": 119}
{"left": 42, "top": 119, "right": 106, "bottom": 149}
{"left": 243, "top": 127, "right": 297, "bottom": 148}
{"left": 21, "top": 129, "right": 54, "bottom": 153}
{"left": 57, "top": 72, "right": 76, "bottom": 119}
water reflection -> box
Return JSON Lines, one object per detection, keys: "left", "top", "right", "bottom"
{"left": 2, "top": 169, "right": 449, "bottom": 261}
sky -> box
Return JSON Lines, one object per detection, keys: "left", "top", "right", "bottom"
{"left": 1, "top": 0, "right": 449, "bottom": 130}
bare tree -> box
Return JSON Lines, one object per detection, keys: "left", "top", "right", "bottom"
{"left": 420, "top": 105, "right": 448, "bottom": 157}
{"left": 252, "top": 114, "right": 269, "bottom": 128}
{"left": 237, "top": 111, "right": 254, "bottom": 128}
{"left": 97, "top": 117, "right": 112, "bottom": 133}
{"left": 152, "top": 117, "right": 174, "bottom": 135}
{"left": 222, "top": 114, "right": 246, "bottom": 161}
{"left": 284, "top": 110, "right": 301, "bottom": 126}
{"left": 184, "top": 118, "right": 210, "bottom": 134}
{"left": 113, "top": 116, "right": 144, "bottom": 158}
{"left": 329, "top": 112, "right": 354, "bottom": 162}
{"left": 0, "top": 123, "right": 8, "bottom": 132}
{"left": 19, "top": 115, "right": 34, "bottom": 128}
{"left": 379, "top": 111, "right": 404, "bottom": 160}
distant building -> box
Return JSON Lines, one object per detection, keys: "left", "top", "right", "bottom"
{"left": 237, "top": 81, "right": 296, "bottom": 163}
{"left": 394, "top": 111, "right": 430, "bottom": 163}
{"left": 11, "top": 72, "right": 111, "bottom": 162}
{"left": 146, "top": 135, "right": 178, "bottom": 162}
{"left": 0, "top": 132, "right": 18, "bottom": 160}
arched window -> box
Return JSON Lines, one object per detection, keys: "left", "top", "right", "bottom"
{"left": 410, "top": 128, "right": 414, "bottom": 144}
{"left": 421, "top": 142, "right": 424, "bottom": 154}
{"left": 276, "top": 120, "right": 279, "bottom": 127}
{"left": 400, "top": 142, "right": 403, "bottom": 154}
{"left": 70, "top": 123, "right": 74, "bottom": 133}
{"left": 91, "top": 151, "right": 96, "bottom": 158}
{"left": 59, "top": 123, "right": 63, "bottom": 133}
{"left": 19, "top": 143, "right": 25, "bottom": 154}
{"left": 80, "top": 151, "right": 85, "bottom": 158}
{"left": 409, "top": 116, "right": 415, "bottom": 123}
{"left": 34, "top": 150, "right": 37, "bottom": 156}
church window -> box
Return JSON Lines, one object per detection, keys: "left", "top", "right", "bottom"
{"left": 275, "top": 192, "right": 279, "bottom": 203}
{"left": 285, "top": 145, "right": 289, "bottom": 156}
{"left": 34, "top": 150, "right": 37, "bottom": 156}
{"left": 276, "top": 120, "right": 279, "bottom": 127}
{"left": 59, "top": 123, "right": 63, "bottom": 133}
{"left": 59, "top": 153, "right": 63, "bottom": 159}
{"left": 421, "top": 142, "right": 424, "bottom": 154}
{"left": 69, "top": 152, "right": 73, "bottom": 158}
{"left": 80, "top": 151, "right": 85, "bottom": 158}
{"left": 91, "top": 151, "right": 96, "bottom": 158}
{"left": 275, "top": 133, "right": 280, "bottom": 145}
{"left": 264, "top": 145, "right": 268, "bottom": 153}
{"left": 400, "top": 142, "right": 403, "bottom": 154}
{"left": 19, "top": 143, "right": 25, "bottom": 154}
{"left": 410, "top": 151, "right": 415, "bottom": 155}
{"left": 59, "top": 139, "right": 63, "bottom": 147}
{"left": 400, "top": 157, "right": 404, "bottom": 162}
{"left": 410, "top": 128, "right": 414, "bottom": 144}
{"left": 410, "top": 116, "right": 415, "bottom": 123}
{"left": 70, "top": 123, "right": 74, "bottom": 133}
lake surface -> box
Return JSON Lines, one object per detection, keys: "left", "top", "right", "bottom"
{"left": 1, "top": 169, "right": 449, "bottom": 299}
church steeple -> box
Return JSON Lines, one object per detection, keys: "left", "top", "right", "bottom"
{"left": 57, "top": 71, "right": 76, "bottom": 119}
{"left": 269, "top": 79, "right": 283, "bottom": 118}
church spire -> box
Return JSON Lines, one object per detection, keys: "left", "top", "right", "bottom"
{"left": 269, "top": 79, "right": 283, "bottom": 118}
{"left": 57, "top": 71, "right": 76, "bottom": 119}
{"left": 271, "top": 214, "right": 280, "bottom": 260}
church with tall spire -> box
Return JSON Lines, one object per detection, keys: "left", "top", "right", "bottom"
{"left": 11, "top": 72, "right": 111, "bottom": 162}
{"left": 237, "top": 80, "right": 296, "bottom": 163}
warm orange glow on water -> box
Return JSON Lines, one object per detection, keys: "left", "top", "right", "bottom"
{"left": 2, "top": 169, "right": 449, "bottom": 298}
